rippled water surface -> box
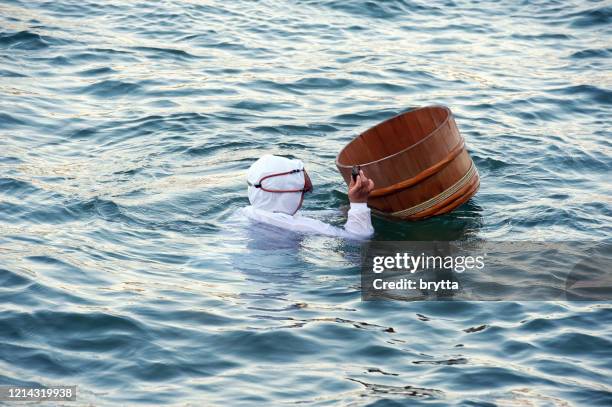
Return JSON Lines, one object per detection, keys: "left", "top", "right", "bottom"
{"left": 1, "top": 0, "right": 611, "bottom": 405}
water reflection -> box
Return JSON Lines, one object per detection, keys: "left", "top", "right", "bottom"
{"left": 229, "top": 216, "right": 307, "bottom": 290}
{"left": 372, "top": 199, "right": 485, "bottom": 241}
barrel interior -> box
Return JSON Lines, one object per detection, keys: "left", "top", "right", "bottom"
{"left": 337, "top": 106, "right": 450, "bottom": 167}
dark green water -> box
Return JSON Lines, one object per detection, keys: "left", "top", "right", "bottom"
{"left": 0, "top": 0, "right": 611, "bottom": 405}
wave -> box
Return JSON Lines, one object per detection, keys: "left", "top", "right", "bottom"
{"left": 0, "top": 31, "right": 48, "bottom": 50}
{"left": 77, "top": 79, "right": 142, "bottom": 98}
{"left": 570, "top": 48, "right": 612, "bottom": 59}
{"left": 130, "top": 46, "right": 199, "bottom": 60}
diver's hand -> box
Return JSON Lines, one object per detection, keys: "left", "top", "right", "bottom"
{"left": 348, "top": 170, "right": 375, "bottom": 203}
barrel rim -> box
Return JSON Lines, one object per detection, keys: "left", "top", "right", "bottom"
{"left": 335, "top": 105, "right": 455, "bottom": 169}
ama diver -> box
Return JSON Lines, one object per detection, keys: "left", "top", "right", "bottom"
{"left": 241, "top": 154, "right": 375, "bottom": 239}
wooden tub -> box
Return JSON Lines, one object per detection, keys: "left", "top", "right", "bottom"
{"left": 336, "top": 106, "right": 479, "bottom": 220}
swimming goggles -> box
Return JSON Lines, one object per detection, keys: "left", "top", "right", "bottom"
{"left": 247, "top": 168, "right": 313, "bottom": 193}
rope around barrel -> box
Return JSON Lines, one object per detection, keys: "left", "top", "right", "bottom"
{"left": 387, "top": 162, "right": 477, "bottom": 218}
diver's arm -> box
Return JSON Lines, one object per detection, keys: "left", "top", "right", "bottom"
{"left": 244, "top": 207, "right": 370, "bottom": 239}
{"left": 344, "top": 202, "right": 374, "bottom": 237}
{"left": 343, "top": 169, "right": 375, "bottom": 237}
{"left": 289, "top": 213, "right": 372, "bottom": 239}
{"left": 293, "top": 171, "right": 375, "bottom": 239}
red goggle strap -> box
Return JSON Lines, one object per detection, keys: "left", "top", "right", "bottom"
{"left": 247, "top": 169, "right": 307, "bottom": 193}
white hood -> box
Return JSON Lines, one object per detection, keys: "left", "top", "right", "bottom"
{"left": 247, "top": 154, "right": 305, "bottom": 215}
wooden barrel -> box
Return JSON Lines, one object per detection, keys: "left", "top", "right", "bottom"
{"left": 336, "top": 105, "right": 479, "bottom": 220}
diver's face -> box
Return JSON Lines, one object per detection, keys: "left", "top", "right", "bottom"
{"left": 294, "top": 169, "right": 313, "bottom": 214}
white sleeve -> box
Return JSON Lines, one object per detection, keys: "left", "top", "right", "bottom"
{"left": 242, "top": 204, "right": 374, "bottom": 240}
{"left": 291, "top": 203, "right": 374, "bottom": 239}
{"left": 344, "top": 202, "right": 375, "bottom": 238}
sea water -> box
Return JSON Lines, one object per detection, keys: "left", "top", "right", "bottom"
{"left": 0, "top": 0, "right": 611, "bottom": 405}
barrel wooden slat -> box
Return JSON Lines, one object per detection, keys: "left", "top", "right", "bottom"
{"left": 377, "top": 121, "right": 419, "bottom": 211}
{"left": 372, "top": 126, "right": 406, "bottom": 210}
{"left": 416, "top": 109, "right": 434, "bottom": 141}
{"left": 399, "top": 112, "right": 422, "bottom": 148}
{"left": 336, "top": 106, "right": 479, "bottom": 220}
{"left": 376, "top": 120, "right": 402, "bottom": 156}
{"left": 429, "top": 107, "right": 442, "bottom": 128}
{"left": 387, "top": 117, "right": 424, "bottom": 211}
{"left": 352, "top": 133, "right": 374, "bottom": 165}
